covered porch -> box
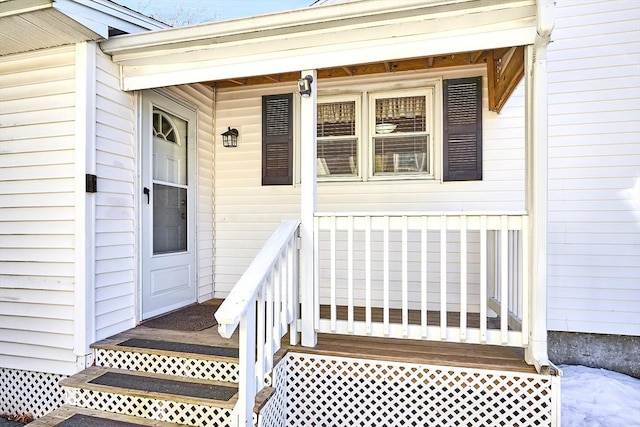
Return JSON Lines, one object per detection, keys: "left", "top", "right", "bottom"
{"left": 100, "top": 0, "right": 556, "bottom": 424}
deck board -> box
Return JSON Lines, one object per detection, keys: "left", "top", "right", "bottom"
{"left": 97, "top": 299, "right": 532, "bottom": 375}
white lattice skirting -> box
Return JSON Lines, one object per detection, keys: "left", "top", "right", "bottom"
{"left": 65, "top": 387, "right": 233, "bottom": 426}
{"left": 259, "top": 353, "right": 560, "bottom": 427}
{"left": 0, "top": 368, "right": 67, "bottom": 418}
{"left": 95, "top": 348, "right": 239, "bottom": 383}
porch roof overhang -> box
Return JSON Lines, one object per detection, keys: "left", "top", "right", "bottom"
{"left": 0, "top": 0, "right": 168, "bottom": 57}
{"left": 101, "top": 0, "right": 538, "bottom": 112}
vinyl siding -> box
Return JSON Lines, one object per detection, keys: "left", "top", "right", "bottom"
{"left": 164, "top": 84, "right": 215, "bottom": 302}
{"left": 93, "top": 48, "right": 137, "bottom": 340}
{"left": 546, "top": 0, "right": 640, "bottom": 336}
{"left": 0, "top": 46, "right": 78, "bottom": 374}
{"left": 214, "top": 66, "right": 526, "bottom": 311}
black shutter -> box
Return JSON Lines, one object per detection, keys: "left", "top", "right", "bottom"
{"left": 443, "top": 77, "right": 482, "bottom": 181}
{"left": 262, "top": 93, "right": 293, "bottom": 185}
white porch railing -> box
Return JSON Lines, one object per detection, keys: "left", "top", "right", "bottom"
{"left": 215, "top": 219, "right": 300, "bottom": 427}
{"left": 314, "top": 212, "right": 529, "bottom": 347}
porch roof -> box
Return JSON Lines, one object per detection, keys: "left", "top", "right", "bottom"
{"left": 101, "top": 0, "right": 538, "bottom": 112}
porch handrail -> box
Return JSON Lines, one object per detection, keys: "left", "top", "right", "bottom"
{"left": 215, "top": 219, "right": 300, "bottom": 427}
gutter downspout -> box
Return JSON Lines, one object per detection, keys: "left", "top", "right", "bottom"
{"left": 525, "top": 0, "right": 554, "bottom": 374}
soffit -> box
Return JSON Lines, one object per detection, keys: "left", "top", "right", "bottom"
{"left": 0, "top": 0, "right": 168, "bottom": 57}
{"left": 0, "top": 6, "right": 101, "bottom": 56}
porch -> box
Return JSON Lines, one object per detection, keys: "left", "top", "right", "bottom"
{"left": 39, "top": 308, "right": 554, "bottom": 427}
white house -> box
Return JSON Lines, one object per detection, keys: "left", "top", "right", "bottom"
{"left": 1, "top": 0, "right": 638, "bottom": 425}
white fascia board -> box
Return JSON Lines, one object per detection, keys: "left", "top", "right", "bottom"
{"left": 102, "top": 0, "right": 533, "bottom": 56}
{"left": 120, "top": 26, "right": 534, "bottom": 91}
{"left": 53, "top": 0, "right": 168, "bottom": 39}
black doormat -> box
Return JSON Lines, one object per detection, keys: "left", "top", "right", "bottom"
{"left": 89, "top": 372, "right": 236, "bottom": 401}
{"left": 141, "top": 303, "right": 218, "bottom": 331}
{"left": 57, "top": 414, "right": 144, "bottom": 427}
{"left": 118, "top": 338, "right": 239, "bottom": 358}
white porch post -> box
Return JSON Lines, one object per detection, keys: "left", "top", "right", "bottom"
{"left": 300, "top": 69, "right": 318, "bottom": 347}
{"left": 524, "top": 0, "right": 554, "bottom": 372}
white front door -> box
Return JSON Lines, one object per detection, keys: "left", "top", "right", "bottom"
{"left": 140, "top": 91, "right": 197, "bottom": 320}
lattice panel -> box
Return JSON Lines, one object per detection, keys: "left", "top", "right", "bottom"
{"left": 257, "top": 360, "right": 288, "bottom": 427}
{"left": 95, "top": 348, "right": 239, "bottom": 383}
{"left": 285, "top": 353, "right": 555, "bottom": 427}
{"left": 0, "top": 368, "right": 66, "bottom": 418}
{"left": 65, "top": 386, "right": 232, "bottom": 426}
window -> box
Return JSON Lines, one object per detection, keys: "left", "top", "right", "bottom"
{"left": 317, "top": 97, "right": 360, "bottom": 178}
{"left": 370, "top": 90, "right": 433, "bottom": 177}
{"left": 262, "top": 93, "right": 293, "bottom": 185}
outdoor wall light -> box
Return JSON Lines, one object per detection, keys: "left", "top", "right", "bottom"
{"left": 221, "top": 127, "right": 239, "bottom": 147}
{"left": 297, "top": 75, "right": 314, "bottom": 97}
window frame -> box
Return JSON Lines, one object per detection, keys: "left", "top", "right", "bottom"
{"left": 368, "top": 87, "right": 435, "bottom": 181}
{"left": 316, "top": 94, "right": 362, "bottom": 182}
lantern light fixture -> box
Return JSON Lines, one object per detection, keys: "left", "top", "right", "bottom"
{"left": 221, "top": 127, "right": 239, "bottom": 148}
{"left": 297, "top": 75, "right": 314, "bottom": 97}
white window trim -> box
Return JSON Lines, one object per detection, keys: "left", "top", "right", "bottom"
{"left": 317, "top": 94, "right": 362, "bottom": 182}
{"left": 316, "top": 80, "right": 442, "bottom": 183}
{"left": 368, "top": 87, "right": 436, "bottom": 181}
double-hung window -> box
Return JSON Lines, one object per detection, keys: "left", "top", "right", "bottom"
{"left": 370, "top": 89, "right": 434, "bottom": 178}
{"left": 316, "top": 96, "right": 360, "bottom": 179}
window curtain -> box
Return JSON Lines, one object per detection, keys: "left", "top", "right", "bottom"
{"left": 376, "top": 96, "right": 425, "bottom": 121}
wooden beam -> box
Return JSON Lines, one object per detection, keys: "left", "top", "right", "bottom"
{"left": 486, "top": 49, "right": 498, "bottom": 112}
{"left": 426, "top": 57, "right": 434, "bottom": 68}
{"left": 263, "top": 75, "right": 280, "bottom": 83}
{"left": 341, "top": 66, "right": 354, "bottom": 76}
{"left": 470, "top": 50, "right": 485, "bottom": 64}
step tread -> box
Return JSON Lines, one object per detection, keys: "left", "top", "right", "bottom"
{"left": 61, "top": 366, "right": 237, "bottom": 408}
{"left": 94, "top": 337, "right": 239, "bottom": 362}
{"left": 27, "top": 405, "right": 178, "bottom": 426}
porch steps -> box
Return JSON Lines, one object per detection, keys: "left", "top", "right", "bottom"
{"left": 27, "top": 405, "right": 179, "bottom": 426}
{"left": 51, "top": 334, "right": 246, "bottom": 426}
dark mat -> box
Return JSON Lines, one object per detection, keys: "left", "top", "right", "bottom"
{"left": 57, "top": 414, "right": 145, "bottom": 427}
{"left": 141, "top": 304, "right": 218, "bottom": 331}
{"left": 118, "top": 338, "right": 239, "bottom": 358}
{"left": 89, "top": 372, "right": 236, "bottom": 401}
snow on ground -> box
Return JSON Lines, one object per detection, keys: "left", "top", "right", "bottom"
{"left": 561, "top": 365, "right": 640, "bottom": 427}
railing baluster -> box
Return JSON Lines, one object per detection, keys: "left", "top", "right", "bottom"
{"left": 348, "top": 215, "right": 354, "bottom": 333}
{"left": 383, "top": 215, "right": 390, "bottom": 336}
{"left": 313, "top": 217, "right": 319, "bottom": 333}
{"left": 256, "top": 280, "right": 266, "bottom": 390}
{"left": 421, "top": 216, "right": 428, "bottom": 338}
{"left": 365, "top": 216, "right": 372, "bottom": 334}
{"left": 401, "top": 216, "right": 409, "bottom": 337}
{"left": 500, "top": 215, "right": 509, "bottom": 344}
{"left": 460, "top": 215, "right": 467, "bottom": 341}
{"left": 274, "top": 252, "right": 283, "bottom": 350}
{"left": 237, "top": 302, "right": 256, "bottom": 427}
{"left": 440, "top": 215, "right": 447, "bottom": 340}
{"left": 330, "top": 216, "right": 337, "bottom": 332}
{"left": 480, "top": 216, "right": 487, "bottom": 343}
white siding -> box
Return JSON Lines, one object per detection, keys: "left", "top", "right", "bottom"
{"left": 546, "top": 0, "right": 640, "bottom": 336}
{"left": 93, "top": 48, "right": 137, "bottom": 341}
{"left": 213, "top": 67, "right": 526, "bottom": 305}
{"left": 164, "top": 84, "right": 215, "bottom": 302}
{"left": 0, "top": 46, "right": 78, "bottom": 375}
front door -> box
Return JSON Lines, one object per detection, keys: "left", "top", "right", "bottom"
{"left": 140, "top": 91, "right": 197, "bottom": 320}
